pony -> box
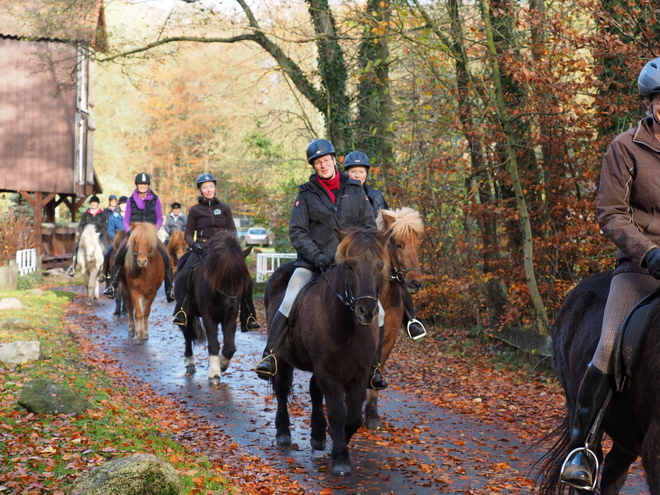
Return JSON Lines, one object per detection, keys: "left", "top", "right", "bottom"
{"left": 264, "top": 227, "right": 389, "bottom": 476}
{"left": 364, "top": 207, "right": 425, "bottom": 429}
{"left": 539, "top": 270, "right": 660, "bottom": 495}
{"left": 109, "top": 230, "right": 128, "bottom": 319}
{"left": 167, "top": 230, "right": 188, "bottom": 275}
{"left": 177, "top": 232, "right": 252, "bottom": 386}
{"left": 121, "top": 222, "right": 166, "bottom": 341}
{"left": 76, "top": 224, "right": 105, "bottom": 307}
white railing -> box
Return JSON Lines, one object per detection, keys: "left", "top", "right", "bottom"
{"left": 16, "top": 248, "right": 37, "bottom": 276}
{"left": 256, "top": 252, "right": 297, "bottom": 283}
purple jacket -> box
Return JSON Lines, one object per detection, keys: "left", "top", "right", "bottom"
{"left": 123, "top": 189, "right": 163, "bottom": 231}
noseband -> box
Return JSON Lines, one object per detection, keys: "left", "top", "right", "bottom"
{"left": 387, "top": 241, "right": 421, "bottom": 283}
{"left": 323, "top": 267, "right": 378, "bottom": 312}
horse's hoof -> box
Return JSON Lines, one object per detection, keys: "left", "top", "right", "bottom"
{"left": 185, "top": 365, "right": 196, "bottom": 374}
{"left": 209, "top": 376, "right": 221, "bottom": 387}
{"left": 332, "top": 463, "right": 351, "bottom": 476}
{"left": 128, "top": 331, "right": 135, "bottom": 338}
{"left": 310, "top": 438, "right": 326, "bottom": 451}
{"left": 85, "top": 301, "right": 93, "bottom": 307}
{"left": 365, "top": 416, "right": 383, "bottom": 430}
{"left": 134, "top": 338, "right": 147, "bottom": 345}
{"left": 276, "top": 434, "right": 292, "bottom": 447}
{"left": 112, "top": 313, "right": 120, "bottom": 320}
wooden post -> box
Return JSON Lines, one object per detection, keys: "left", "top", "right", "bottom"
{"left": 19, "top": 191, "right": 56, "bottom": 256}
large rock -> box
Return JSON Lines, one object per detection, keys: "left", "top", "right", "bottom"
{"left": 67, "top": 454, "right": 182, "bottom": 495}
{"left": 24, "top": 288, "right": 45, "bottom": 296}
{"left": 0, "top": 318, "right": 32, "bottom": 332}
{"left": 18, "top": 378, "right": 91, "bottom": 416}
{"left": 0, "top": 297, "right": 23, "bottom": 310}
{"left": 0, "top": 340, "right": 41, "bottom": 364}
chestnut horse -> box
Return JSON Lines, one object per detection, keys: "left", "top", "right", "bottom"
{"left": 177, "top": 232, "right": 252, "bottom": 385}
{"left": 110, "top": 231, "right": 128, "bottom": 319}
{"left": 77, "top": 224, "right": 105, "bottom": 307}
{"left": 364, "top": 207, "right": 425, "bottom": 429}
{"left": 167, "top": 230, "right": 188, "bottom": 275}
{"left": 121, "top": 222, "right": 166, "bottom": 340}
{"left": 264, "top": 228, "right": 389, "bottom": 476}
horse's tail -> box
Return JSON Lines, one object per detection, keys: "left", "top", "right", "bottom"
{"left": 192, "top": 316, "right": 206, "bottom": 345}
{"left": 535, "top": 414, "right": 571, "bottom": 495}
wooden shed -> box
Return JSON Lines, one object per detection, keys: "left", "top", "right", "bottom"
{"left": 0, "top": 1, "right": 108, "bottom": 260}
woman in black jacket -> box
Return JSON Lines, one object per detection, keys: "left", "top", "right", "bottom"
{"left": 255, "top": 139, "right": 388, "bottom": 390}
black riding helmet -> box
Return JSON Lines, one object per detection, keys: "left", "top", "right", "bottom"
{"left": 196, "top": 173, "right": 217, "bottom": 188}
{"left": 135, "top": 172, "right": 151, "bottom": 185}
{"left": 638, "top": 57, "right": 660, "bottom": 98}
{"left": 306, "top": 139, "right": 336, "bottom": 164}
{"left": 343, "top": 150, "right": 371, "bottom": 170}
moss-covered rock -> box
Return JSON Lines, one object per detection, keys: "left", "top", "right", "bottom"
{"left": 18, "top": 378, "right": 91, "bottom": 415}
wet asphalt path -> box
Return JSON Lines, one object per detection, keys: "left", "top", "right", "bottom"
{"left": 70, "top": 285, "right": 649, "bottom": 494}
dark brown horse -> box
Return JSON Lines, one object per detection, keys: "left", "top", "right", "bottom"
{"left": 264, "top": 227, "right": 389, "bottom": 476}
{"left": 539, "top": 271, "right": 660, "bottom": 494}
{"left": 110, "top": 231, "right": 128, "bottom": 319}
{"left": 167, "top": 230, "right": 187, "bottom": 275}
{"left": 121, "top": 222, "right": 166, "bottom": 341}
{"left": 177, "top": 232, "right": 252, "bottom": 386}
{"left": 364, "top": 207, "right": 425, "bottom": 429}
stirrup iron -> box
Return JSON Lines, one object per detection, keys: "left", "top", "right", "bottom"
{"left": 173, "top": 309, "right": 188, "bottom": 327}
{"left": 255, "top": 352, "right": 278, "bottom": 378}
{"left": 406, "top": 319, "right": 427, "bottom": 340}
{"left": 560, "top": 446, "right": 599, "bottom": 492}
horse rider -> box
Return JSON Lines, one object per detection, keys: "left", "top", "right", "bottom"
{"left": 164, "top": 202, "right": 186, "bottom": 245}
{"left": 102, "top": 194, "right": 118, "bottom": 222}
{"left": 103, "top": 173, "right": 174, "bottom": 303}
{"left": 255, "top": 139, "right": 389, "bottom": 390}
{"left": 67, "top": 195, "right": 108, "bottom": 277}
{"left": 559, "top": 57, "right": 660, "bottom": 490}
{"left": 99, "top": 195, "right": 127, "bottom": 283}
{"left": 172, "top": 173, "right": 260, "bottom": 331}
{"left": 344, "top": 150, "right": 427, "bottom": 341}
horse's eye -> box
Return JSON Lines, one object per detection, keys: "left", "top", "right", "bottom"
{"left": 395, "top": 243, "right": 403, "bottom": 250}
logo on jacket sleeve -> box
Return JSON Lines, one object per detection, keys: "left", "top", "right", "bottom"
{"left": 295, "top": 200, "right": 301, "bottom": 207}
{"left": 214, "top": 209, "right": 222, "bottom": 215}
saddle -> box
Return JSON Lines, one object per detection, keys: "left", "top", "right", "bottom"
{"left": 612, "top": 287, "right": 660, "bottom": 392}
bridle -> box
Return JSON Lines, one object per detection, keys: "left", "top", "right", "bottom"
{"left": 387, "top": 240, "right": 421, "bottom": 283}
{"left": 197, "top": 249, "right": 240, "bottom": 299}
{"left": 322, "top": 265, "right": 378, "bottom": 312}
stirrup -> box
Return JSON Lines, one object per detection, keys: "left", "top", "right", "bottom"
{"left": 104, "top": 285, "right": 116, "bottom": 298}
{"left": 255, "top": 353, "right": 278, "bottom": 380}
{"left": 246, "top": 314, "right": 260, "bottom": 330}
{"left": 560, "top": 446, "right": 599, "bottom": 491}
{"left": 97, "top": 273, "right": 106, "bottom": 283}
{"left": 369, "top": 364, "right": 388, "bottom": 390}
{"left": 173, "top": 309, "right": 187, "bottom": 327}
{"left": 66, "top": 266, "right": 76, "bottom": 277}
{"left": 406, "top": 319, "right": 427, "bottom": 340}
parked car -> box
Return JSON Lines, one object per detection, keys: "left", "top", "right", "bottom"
{"left": 245, "top": 227, "right": 273, "bottom": 247}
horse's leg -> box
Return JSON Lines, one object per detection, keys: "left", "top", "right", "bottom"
{"left": 202, "top": 314, "right": 222, "bottom": 386}
{"left": 364, "top": 390, "right": 382, "bottom": 430}
{"left": 344, "top": 380, "right": 367, "bottom": 444}
{"left": 220, "top": 313, "right": 237, "bottom": 372}
{"left": 126, "top": 291, "right": 136, "bottom": 338}
{"left": 83, "top": 269, "right": 93, "bottom": 306}
{"left": 183, "top": 321, "right": 196, "bottom": 374}
{"left": 274, "top": 362, "right": 294, "bottom": 447}
{"left": 642, "top": 422, "right": 660, "bottom": 495}
{"left": 601, "top": 440, "right": 637, "bottom": 495}
{"left": 139, "top": 294, "right": 154, "bottom": 341}
{"left": 309, "top": 374, "right": 327, "bottom": 451}
{"left": 134, "top": 294, "right": 147, "bottom": 341}
{"left": 322, "top": 383, "right": 351, "bottom": 476}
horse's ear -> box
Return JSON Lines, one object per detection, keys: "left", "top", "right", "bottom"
{"left": 379, "top": 209, "right": 395, "bottom": 230}
{"left": 334, "top": 228, "right": 345, "bottom": 241}
{"left": 242, "top": 246, "right": 253, "bottom": 258}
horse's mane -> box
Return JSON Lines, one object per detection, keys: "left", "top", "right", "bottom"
{"left": 377, "top": 207, "right": 424, "bottom": 241}
{"left": 335, "top": 228, "right": 387, "bottom": 264}
{"left": 167, "top": 230, "right": 187, "bottom": 257}
{"left": 204, "top": 232, "right": 251, "bottom": 294}
{"left": 126, "top": 223, "right": 158, "bottom": 271}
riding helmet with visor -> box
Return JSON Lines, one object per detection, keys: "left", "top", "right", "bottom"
{"left": 343, "top": 150, "right": 371, "bottom": 170}
{"left": 638, "top": 57, "right": 660, "bottom": 98}
{"left": 196, "top": 173, "right": 217, "bottom": 188}
{"left": 306, "top": 139, "right": 336, "bottom": 165}
{"left": 135, "top": 173, "right": 151, "bottom": 185}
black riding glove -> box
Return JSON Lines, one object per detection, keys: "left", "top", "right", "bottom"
{"left": 314, "top": 253, "right": 331, "bottom": 271}
{"left": 646, "top": 248, "right": 660, "bottom": 279}
{"left": 193, "top": 243, "right": 205, "bottom": 255}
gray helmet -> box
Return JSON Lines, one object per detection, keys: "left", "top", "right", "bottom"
{"left": 135, "top": 172, "right": 151, "bottom": 185}
{"left": 638, "top": 57, "right": 660, "bottom": 97}
{"left": 196, "top": 173, "right": 216, "bottom": 187}
{"left": 306, "top": 139, "right": 336, "bottom": 164}
{"left": 344, "top": 150, "right": 371, "bottom": 170}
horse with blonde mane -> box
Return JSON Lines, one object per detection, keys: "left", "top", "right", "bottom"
{"left": 365, "top": 207, "right": 425, "bottom": 429}
{"left": 121, "top": 222, "right": 167, "bottom": 340}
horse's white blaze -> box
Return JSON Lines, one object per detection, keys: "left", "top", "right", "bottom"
{"left": 209, "top": 355, "right": 222, "bottom": 379}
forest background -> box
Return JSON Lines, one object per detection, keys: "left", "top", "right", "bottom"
{"left": 4, "top": 0, "right": 658, "bottom": 341}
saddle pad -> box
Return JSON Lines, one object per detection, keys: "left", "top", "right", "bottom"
{"left": 612, "top": 288, "right": 660, "bottom": 391}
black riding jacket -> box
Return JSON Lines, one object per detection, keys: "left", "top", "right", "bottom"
{"left": 184, "top": 196, "right": 236, "bottom": 246}
{"left": 364, "top": 184, "right": 389, "bottom": 218}
{"left": 289, "top": 172, "right": 376, "bottom": 270}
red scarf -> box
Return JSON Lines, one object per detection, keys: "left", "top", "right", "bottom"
{"left": 316, "top": 172, "right": 340, "bottom": 204}
{"left": 87, "top": 208, "right": 102, "bottom": 216}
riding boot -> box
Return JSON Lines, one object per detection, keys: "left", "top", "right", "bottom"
{"left": 103, "top": 264, "right": 121, "bottom": 299}
{"left": 157, "top": 244, "right": 175, "bottom": 303}
{"left": 368, "top": 325, "right": 388, "bottom": 390}
{"left": 66, "top": 242, "right": 79, "bottom": 277}
{"left": 255, "top": 311, "right": 289, "bottom": 380}
{"left": 560, "top": 364, "right": 612, "bottom": 491}
{"left": 403, "top": 290, "right": 427, "bottom": 340}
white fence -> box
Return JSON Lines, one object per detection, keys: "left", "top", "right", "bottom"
{"left": 256, "top": 252, "right": 297, "bottom": 283}
{"left": 16, "top": 248, "right": 37, "bottom": 276}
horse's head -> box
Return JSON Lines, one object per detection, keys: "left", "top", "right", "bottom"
{"left": 204, "top": 233, "right": 252, "bottom": 312}
{"left": 80, "top": 224, "right": 103, "bottom": 264}
{"left": 335, "top": 228, "right": 388, "bottom": 326}
{"left": 168, "top": 231, "right": 188, "bottom": 265}
{"left": 127, "top": 223, "right": 158, "bottom": 269}
{"left": 377, "top": 208, "right": 424, "bottom": 294}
